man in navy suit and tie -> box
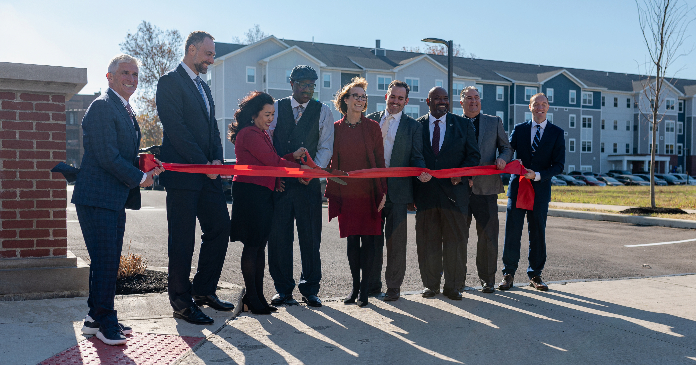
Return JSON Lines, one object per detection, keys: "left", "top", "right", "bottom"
{"left": 72, "top": 54, "right": 163, "bottom": 345}
{"left": 157, "top": 31, "right": 234, "bottom": 325}
{"left": 499, "top": 93, "right": 565, "bottom": 291}
{"left": 414, "top": 87, "right": 480, "bottom": 300}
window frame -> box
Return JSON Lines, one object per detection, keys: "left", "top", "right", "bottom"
{"left": 377, "top": 75, "right": 392, "bottom": 91}
{"left": 496, "top": 86, "right": 504, "bottom": 101}
{"left": 546, "top": 88, "right": 554, "bottom": 103}
{"left": 581, "top": 91, "right": 593, "bottom": 106}
{"left": 678, "top": 143, "right": 684, "bottom": 156}
{"left": 323, "top": 73, "right": 331, "bottom": 89}
{"left": 569, "top": 90, "right": 577, "bottom": 104}
{"left": 678, "top": 121, "right": 683, "bottom": 134}
{"left": 613, "top": 97, "right": 618, "bottom": 107}
{"left": 246, "top": 66, "right": 256, "bottom": 83}
{"left": 525, "top": 87, "right": 537, "bottom": 101}
{"left": 613, "top": 120, "right": 618, "bottom": 130}
{"left": 665, "top": 98, "right": 676, "bottom": 111}
{"left": 569, "top": 114, "right": 576, "bottom": 128}
{"left": 405, "top": 77, "right": 419, "bottom": 93}
{"left": 569, "top": 139, "right": 576, "bottom": 152}
{"left": 404, "top": 105, "right": 420, "bottom": 119}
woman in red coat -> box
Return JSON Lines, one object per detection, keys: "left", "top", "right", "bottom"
{"left": 228, "top": 91, "right": 309, "bottom": 314}
{"left": 326, "top": 77, "right": 387, "bottom": 307}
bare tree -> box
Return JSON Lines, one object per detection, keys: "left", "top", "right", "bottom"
{"left": 120, "top": 21, "right": 183, "bottom": 148}
{"left": 243, "top": 24, "right": 268, "bottom": 44}
{"left": 402, "top": 43, "right": 476, "bottom": 58}
{"left": 636, "top": 0, "right": 694, "bottom": 208}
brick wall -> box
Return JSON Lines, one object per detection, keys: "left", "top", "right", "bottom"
{"left": 1, "top": 91, "right": 68, "bottom": 259}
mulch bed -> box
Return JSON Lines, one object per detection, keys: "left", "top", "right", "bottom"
{"left": 621, "top": 207, "right": 688, "bottom": 215}
{"left": 116, "top": 269, "right": 168, "bottom": 295}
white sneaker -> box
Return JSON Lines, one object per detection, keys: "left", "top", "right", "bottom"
{"left": 81, "top": 315, "right": 132, "bottom": 335}
{"left": 96, "top": 328, "right": 127, "bottom": 346}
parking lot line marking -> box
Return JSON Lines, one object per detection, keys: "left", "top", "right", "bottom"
{"left": 625, "top": 238, "right": 696, "bottom": 247}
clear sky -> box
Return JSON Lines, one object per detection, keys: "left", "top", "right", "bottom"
{"left": 2, "top": 0, "right": 695, "bottom": 96}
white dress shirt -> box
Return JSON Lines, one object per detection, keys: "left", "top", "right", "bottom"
{"left": 180, "top": 61, "right": 210, "bottom": 115}
{"left": 107, "top": 88, "right": 146, "bottom": 184}
{"left": 269, "top": 97, "right": 335, "bottom": 168}
{"left": 379, "top": 110, "right": 402, "bottom": 168}
{"left": 530, "top": 119, "right": 548, "bottom": 181}
{"left": 428, "top": 113, "right": 447, "bottom": 151}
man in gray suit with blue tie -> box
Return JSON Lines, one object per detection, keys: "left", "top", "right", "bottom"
{"left": 366, "top": 80, "right": 429, "bottom": 301}
{"left": 72, "top": 54, "right": 163, "bottom": 345}
{"left": 459, "top": 86, "right": 513, "bottom": 294}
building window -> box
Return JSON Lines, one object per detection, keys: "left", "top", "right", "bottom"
{"left": 581, "top": 141, "right": 592, "bottom": 152}
{"left": 568, "top": 165, "right": 576, "bottom": 173}
{"left": 404, "top": 105, "right": 420, "bottom": 119}
{"left": 547, "top": 88, "right": 554, "bottom": 103}
{"left": 323, "top": 73, "right": 331, "bottom": 88}
{"left": 475, "top": 84, "right": 484, "bottom": 99}
{"left": 581, "top": 165, "right": 593, "bottom": 172}
{"left": 666, "top": 144, "right": 675, "bottom": 154}
{"left": 678, "top": 143, "right": 683, "bottom": 156}
{"left": 547, "top": 113, "right": 553, "bottom": 123}
{"left": 376, "top": 103, "right": 386, "bottom": 112}
{"left": 452, "top": 82, "right": 465, "bottom": 97}
{"left": 377, "top": 76, "right": 392, "bottom": 91}
{"left": 405, "top": 78, "right": 419, "bottom": 93}
{"left": 666, "top": 99, "right": 676, "bottom": 110}
{"left": 453, "top": 107, "right": 463, "bottom": 116}
{"left": 582, "top": 92, "right": 593, "bottom": 106}
{"left": 525, "top": 112, "right": 533, "bottom": 121}
{"left": 246, "top": 67, "right": 256, "bottom": 83}
{"left": 569, "top": 90, "right": 577, "bottom": 104}
{"left": 496, "top": 111, "right": 505, "bottom": 120}
{"left": 601, "top": 142, "right": 605, "bottom": 153}
{"left": 649, "top": 143, "right": 659, "bottom": 153}
{"left": 435, "top": 79, "right": 443, "bottom": 88}
{"left": 627, "top": 98, "right": 631, "bottom": 108}
{"left": 582, "top": 116, "right": 592, "bottom": 129}
{"left": 601, "top": 119, "right": 605, "bottom": 130}
{"left": 569, "top": 114, "right": 576, "bottom": 128}
{"left": 569, "top": 139, "right": 576, "bottom": 152}
{"left": 626, "top": 144, "right": 631, "bottom": 153}
{"left": 665, "top": 121, "right": 675, "bottom": 133}
{"left": 601, "top": 96, "right": 605, "bottom": 106}
{"left": 613, "top": 120, "right": 618, "bottom": 130}
{"left": 678, "top": 122, "right": 683, "bottom": 134}
{"left": 286, "top": 70, "right": 292, "bottom": 83}
{"left": 613, "top": 143, "right": 618, "bottom": 153}
{"left": 525, "top": 87, "right": 537, "bottom": 101}
{"left": 496, "top": 86, "right": 504, "bottom": 101}
{"left": 613, "top": 97, "right": 618, "bottom": 107}
{"left": 626, "top": 121, "right": 631, "bottom": 131}
{"left": 679, "top": 100, "right": 684, "bottom": 112}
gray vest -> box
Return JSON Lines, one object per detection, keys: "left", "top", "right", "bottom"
{"left": 272, "top": 97, "right": 321, "bottom": 159}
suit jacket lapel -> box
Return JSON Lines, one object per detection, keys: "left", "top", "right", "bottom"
{"left": 177, "top": 65, "right": 209, "bottom": 120}
{"left": 421, "top": 117, "right": 433, "bottom": 155}
{"left": 520, "top": 121, "right": 532, "bottom": 155}
{"left": 477, "top": 114, "right": 490, "bottom": 151}
{"left": 439, "top": 113, "right": 456, "bottom": 153}
{"left": 106, "top": 89, "right": 138, "bottom": 148}
{"left": 391, "top": 113, "right": 409, "bottom": 160}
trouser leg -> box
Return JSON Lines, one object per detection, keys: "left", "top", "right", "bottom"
{"left": 384, "top": 202, "right": 408, "bottom": 289}
{"left": 192, "top": 184, "right": 230, "bottom": 296}
{"left": 293, "top": 181, "right": 322, "bottom": 297}
{"left": 346, "top": 236, "right": 361, "bottom": 291}
{"left": 502, "top": 198, "right": 527, "bottom": 277}
{"left": 441, "top": 204, "right": 468, "bottom": 292}
{"left": 166, "top": 189, "right": 200, "bottom": 311}
{"left": 470, "top": 194, "right": 499, "bottom": 284}
{"left": 359, "top": 235, "right": 376, "bottom": 301}
{"left": 526, "top": 201, "right": 549, "bottom": 279}
{"left": 268, "top": 189, "right": 296, "bottom": 295}
{"left": 415, "top": 207, "right": 443, "bottom": 291}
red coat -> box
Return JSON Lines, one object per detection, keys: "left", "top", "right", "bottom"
{"left": 233, "top": 126, "right": 299, "bottom": 190}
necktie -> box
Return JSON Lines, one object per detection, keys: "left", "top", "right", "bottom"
{"left": 381, "top": 114, "right": 394, "bottom": 140}
{"left": 532, "top": 124, "right": 541, "bottom": 156}
{"left": 124, "top": 103, "right": 136, "bottom": 124}
{"left": 194, "top": 76, "right": 209, "bottom": 116}
{"left": 432, "top": 120, "right": 441, "bottom": 155}
{"left": 295, "top": 105, "right": 304, "bottom": 123}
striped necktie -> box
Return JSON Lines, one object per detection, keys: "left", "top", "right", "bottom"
{"left": 532, "top": 124, "right": 541, "bottom": 156}
{"left": 194, "top": 76, "right": 209, "bottom": 116}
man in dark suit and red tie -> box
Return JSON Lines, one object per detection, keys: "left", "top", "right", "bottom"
{"left": 157, "top": 31, "right": 234, "bottom": 325}
{"left": 499, "top": 93, "right": 565, "bottom": 291}
{"left": 72, "top": 54, "right": 163, "bottom": 345}
{"left": 414, "top": 86, "right": 480, "bottom": 301}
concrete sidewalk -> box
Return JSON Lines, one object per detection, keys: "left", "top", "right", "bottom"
{"left": 2, "top": 275, "right": 695, "bottom": 364}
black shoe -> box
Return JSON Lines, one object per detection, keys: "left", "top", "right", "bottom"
{"left": 357, "top": 299, "right": 368, "bottom": 307}
{"left": 302, "top": 295, "right": 322, "bottom": 307}
{"left": 421, "top": 288, "right": 439, "bottom": 298}
{"left": 344, "top": 290, "right": 359, "bottom": 304}
{"left": 96, "top": 327, "right": 127, "bottom": 346}
{"left": 193, "top": 294, "right": 235, "bottom": 311}
{"left": 383, "top": 288, "right": 400, "bottom": 301}
{"left": 367, "top": 287, "right": 382, "bottom": 297}
{"left": 81, "top": 315, "right": 132, "bottom": 335}
{"left": 242, "top": 296, "right": 271, "bottom": 315}
{"left": 443, "top": 289, "right": 463, "bottom": 300}
{"left": 270, "top": 293, "right": 299, "bottom": 306}
{"left": 173, "top": 305, "right": 214, "bottom": 325}
{"left": 480, "top": 280, "right": 495, "bottom": 294}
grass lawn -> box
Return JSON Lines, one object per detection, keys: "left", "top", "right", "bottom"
{"left": 498, "top": 185, "right": 696, "bottom": 210}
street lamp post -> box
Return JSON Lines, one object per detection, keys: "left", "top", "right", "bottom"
{"left": 422, "top": 38, "right": 453, "bottom": 112}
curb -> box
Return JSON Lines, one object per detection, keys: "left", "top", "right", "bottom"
{"left": 497, "top": 204, "right": 696, "bottom": 229}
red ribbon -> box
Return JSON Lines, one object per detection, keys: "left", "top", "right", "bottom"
{"left": 139, "top": 154, "right": 535, "bottom": 210}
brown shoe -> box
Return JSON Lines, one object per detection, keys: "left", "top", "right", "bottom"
{"left": 383, "top": 288, "right": 400, "bottom": 301}
{"left": 529, "top": 276, "right": 549, "bottom": 291}
{"left": 498, "top": 275, "right": 514, "bottom": 290}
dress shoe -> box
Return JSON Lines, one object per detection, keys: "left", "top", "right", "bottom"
{"left": 529, "top": 276, "right": 549, "bottom": 291}
{"left": 357, "top": 299, "right": 368, "bottom": 307}
{"left": 367, "top": 287, "right": 382, "bottom": 297}
{"left": 498, "top": 274, "right": 514, "bottom": 290}
{"left": 480, "top": 280, "right": 495, "bottom": 294}
{"left": 173, "top": 305, "right": 214, "bottom": 325}
{"left": 96, "top": 327, "right": 127, "bottom": 346}
{"left": 302, "top": 295, "right": 322, "bottom": 307}
{"left": 383, "top": 288, "right": 400, "bottom": 301}
{"left": 270, "top": 293, "right": 299, "bottom": 306}
{"left": 343, "top": 290, "right": 359, "bottom": 304}
{"left": 421, "top": 288, "right": 439, "bottom": 298}
{"left": 442, "top": 289, "right": 463, "bottom": 300}
{"left": 242, "top": 296, "right": 271, "bottom": 315}
{"left": 81, "top": 315, "right": 132, "bottom": 335}
{"left": 193, "top": 294, "right": 235, "bottom": 311}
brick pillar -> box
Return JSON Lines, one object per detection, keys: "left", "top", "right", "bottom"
{"left": 0, "top": 62, "right": 87, "bottom": 299}
{"left": 1, "top": 91, "right": 68, "bottom": 259}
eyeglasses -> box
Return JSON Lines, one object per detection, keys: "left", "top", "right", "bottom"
{"left": 295, "top": 82, "right": 316, "bottom": 90}
{"left": 350, "top": 93, "right": 367, "bottom": 101}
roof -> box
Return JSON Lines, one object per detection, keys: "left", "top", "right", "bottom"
{"left": 214, "top": 39, "right": 696, "bottom": 96}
